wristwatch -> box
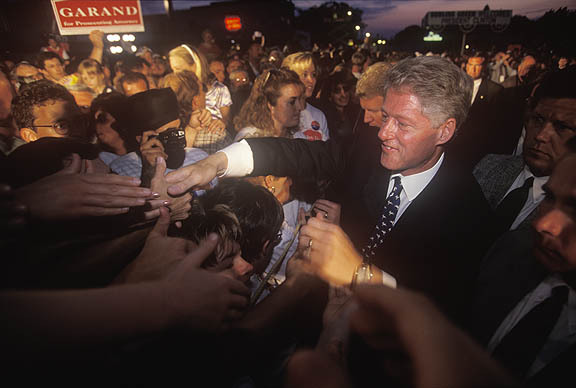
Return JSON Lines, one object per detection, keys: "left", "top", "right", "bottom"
{"left": 351, "top": 262, "right": 373, "bottom": 289}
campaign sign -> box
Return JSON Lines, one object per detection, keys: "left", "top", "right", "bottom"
{"left": 50, "top": 0, "right": 145, "bottom": 35}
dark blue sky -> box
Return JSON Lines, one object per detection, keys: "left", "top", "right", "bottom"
{"left": 141, "top": 0, "right": 574, "bottom": 38}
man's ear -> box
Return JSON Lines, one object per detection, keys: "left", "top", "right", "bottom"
{"left": 437, "top": 118, "right": 457, "bottom": 145}
{"left": 20, "top": 128, "right": 38, "bottom": 143}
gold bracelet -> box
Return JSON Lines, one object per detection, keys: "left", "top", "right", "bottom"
{"left": 351, "top": 262, "right": 373, "bottom": 289}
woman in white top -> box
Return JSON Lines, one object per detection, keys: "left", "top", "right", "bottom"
{"left": 233, "top": 68, "right": 315, "bottom": 298}
{"left": 282, "top": 52, "right": 330, "bottom": 141}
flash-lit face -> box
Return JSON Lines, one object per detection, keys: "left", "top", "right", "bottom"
{"left": 466, "top": 57, "right": 484, "bottom": 80}
{"left": 533, "top": 154, "right": 576, "bottom": 273}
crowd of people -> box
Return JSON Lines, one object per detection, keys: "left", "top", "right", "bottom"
{"left": 1, "top": 25, "right": 575, "bottom": 387}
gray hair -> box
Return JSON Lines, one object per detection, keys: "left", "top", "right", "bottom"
{"left": 380, "top": 56, "right": 472, "bottom": 131}
{"left": 356, "top": 61, "right": 392, "bottom": 98}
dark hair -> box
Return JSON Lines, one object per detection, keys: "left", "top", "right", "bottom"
{"left": 118, "top": 71, "right": 149, "bottom": 94}
{"left": 530, "top": 65, "right": 576, "bottom": 108}
{"left": 89, "top": 92, "right": 138, "bottom": 153}
{"left": 1, "top": 137, "right": 99, "bottom": 188}
{"left": 320, "top": 69, "right": 357, "bottom": 105}
{"left": 36, "top": 51, "right": 63, "bottom": 69}
{"left": 175, "top": 179, "right": 284, "bottom": 271}
{"left": 12, "top": 79, "right": 76, "bottom": 129}
{"left": 120, "top": 55, "right": 150, "bottom": 74}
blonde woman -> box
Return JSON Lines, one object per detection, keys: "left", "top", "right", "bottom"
{"left": 167, "top": 46, "right": 231, "bottom": 153}
{"left": 159, "top": 70, "right": 231, "bottom": 154}
{"left": 282, "top": 52, "right": 330, "bottom": 141}
{"left": 168, "top": 44, "right": 232, "bottom": 125}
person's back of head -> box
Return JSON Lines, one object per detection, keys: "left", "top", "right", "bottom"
{"left": 118, "top": 71, "right": 149, "bottom": 96}
{"left": 175, "top": 178, "right": 284, "bottom": 276}
{"left": 120, "top": 55, "right": 150, "bottom": 75}
{"left": 356, "top": 62, "right": 391, "bottom": 99}
{"left": 1, "top": 137, "right": 100, "bottom": 188}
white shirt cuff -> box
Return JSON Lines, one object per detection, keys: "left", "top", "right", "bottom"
{"left": 380, "top": 270, "right": 397, "bottom": 289}
{"left": 216, "top": 139, "right": 254, "bottom": 178}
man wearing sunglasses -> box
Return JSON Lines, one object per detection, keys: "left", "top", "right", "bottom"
{"left": 12, "top": 79, "right": 88, "bottom": 143}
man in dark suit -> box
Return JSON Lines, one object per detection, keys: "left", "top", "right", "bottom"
{"left": 448, "top": 52, "right": 503, "bottom": 169}
{"left": 474, "top": 67, "right": 576, "bottom": 235}
{"left": 470, "top": 137, "right": 576, "bottom": 385}
{"left": 166, "top": 56, "right": 494, "bottom": 323}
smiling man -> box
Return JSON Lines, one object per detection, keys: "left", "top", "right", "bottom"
{"left": 474, "top": 67, "right": 576, "bottom": 236}
{"left": 163, "top": 56, "right": 494, "bottom": 323}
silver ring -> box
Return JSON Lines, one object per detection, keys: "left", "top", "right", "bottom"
{"left": 323, "top": 211, "right": 328, "bottom": 219}
{"left": 308, "top": 239, "right": 313, "bottom": 248}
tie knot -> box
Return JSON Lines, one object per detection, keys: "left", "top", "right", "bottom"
{"left": 552, "top": 285, "right": 569, "bottom": 303}
{"left": 523, "top": 176, "right": 535, "bottom": 189}
{"left": 390, "top": 176, "right": 402, "bottom": 194}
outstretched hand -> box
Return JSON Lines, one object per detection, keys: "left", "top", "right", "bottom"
{"left": 15, "top": 154, "right": 156, "bottom": 221}
{"left": 131, "top": 207, "right": 250, "bottom": 331}
{"left": 166, "top": 151, "right": 227, "bottom": 196}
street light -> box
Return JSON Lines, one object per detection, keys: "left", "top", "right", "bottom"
{"left": 355, "top": 25, "right": 360, "bottom": 31}
{"left": 365, "top": 32, "right": 371, "bottom": 38}
{"left": 347, "top": 11, "right": 352, "bottom": 16}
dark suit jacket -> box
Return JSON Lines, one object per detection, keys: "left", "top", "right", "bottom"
{"left": 474, "top": 153, "right": 539, "bottom": 232}
{"left": 246, "top": 134, "right": 494, "bottom": 323}
{"left": 448, "top": 78, "right": 504, "bottom": 170}
{"left": 468, "top": 228, "right": 576, "bottom": 387}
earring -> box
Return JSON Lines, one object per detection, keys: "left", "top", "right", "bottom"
{"left": 270, "top": 186, "right": 276, "bottom": 194}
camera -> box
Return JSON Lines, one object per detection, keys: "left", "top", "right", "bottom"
{"left": 154, "top": 127, "right": 186, "bottom": 169}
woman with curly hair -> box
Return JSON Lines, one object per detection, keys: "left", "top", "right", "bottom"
{"left": 233, "top": 68, "right": 305, "bottom": 140}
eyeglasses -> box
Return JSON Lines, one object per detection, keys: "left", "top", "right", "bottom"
{"left": 34, "top": 115, "right": 90, "bottom": 137}
{"left": 33, "top": 121, "right": 70, "bottom": 135}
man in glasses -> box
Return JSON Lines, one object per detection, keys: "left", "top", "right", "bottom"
{"left": 12, "top": 79, "right": 88, "bottom": 143}
{"left": 474, "top": 66, "right": 576, "bottom": 238}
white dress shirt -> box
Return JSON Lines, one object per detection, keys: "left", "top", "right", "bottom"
{"left": 217, "top": 141, "right": 446, "bottom": 289}
{"left": 389, "top": 153, "right": 445, "bottom": 224}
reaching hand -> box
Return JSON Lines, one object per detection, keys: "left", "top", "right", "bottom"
{"left": 166, "top": 152, "right": 227, "bottom": 196}
{"left": 147, "top": 156, "right": 192, "bottom": 222}
{"left": 312, "top": 199, "right": 341, "bottom": 225}
{"left": 189, "top": 109, "right": 212, "bottom": 129}
{"left": 139, "top": 207, "right": 251, "bottom": 331}
{"left": 0, "top": 184, "right": 28, "bottom": 235}
{"left": 140, "top": 130, "right": 167, "bottom": 168}
{"left": 349, "top": 285, "right": 518, "bottom": 388}
{"left": 15, "top": 154, "right": 155, "bottom": 221}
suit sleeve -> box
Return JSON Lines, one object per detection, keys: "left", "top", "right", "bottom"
{"left": 245, "top": 137, "right": 347, "bottom": 181}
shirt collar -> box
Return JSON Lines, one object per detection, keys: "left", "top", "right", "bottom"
{"left": 521, "top": 166, "right": 548, "bottom": 201}
{"left": 390, "top": 153, "right": 445, "bottom": 201}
